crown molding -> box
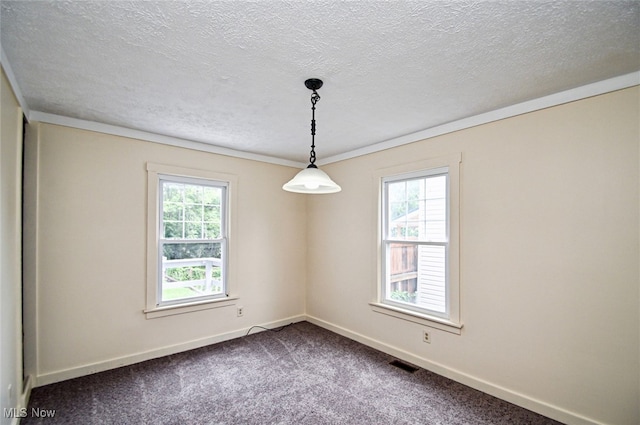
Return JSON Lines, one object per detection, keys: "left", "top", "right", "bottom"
{"left": 318, "top": 71, "right": 640, "bottom": 166}
{"left": 28, "top": 111, "right": 307, "bottom": 168}
{"left": 1, "top": 47, "right": 31, "bottom": 117}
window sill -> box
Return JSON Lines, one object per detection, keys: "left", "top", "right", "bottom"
{"left": 369, "top": 302, "right": 463, "bottom": 335}
{"left": 144, "top": 295, "right": 239, "bottom": 319}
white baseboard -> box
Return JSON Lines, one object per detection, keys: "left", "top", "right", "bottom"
{"left": 15, "top": 375, "right": 34, "bottom": 425}
{"left": 305, "top": 315, "right": 606, "bottom": 425}
{"left": 20, "top": 374, "right": 33, "bottom": 408}
{"left": 35, "top": 315, "right": 305, "bottom": 387}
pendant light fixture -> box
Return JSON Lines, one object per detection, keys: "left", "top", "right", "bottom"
{"left": 283, "top": 78, "right": 341, "bottom": 194}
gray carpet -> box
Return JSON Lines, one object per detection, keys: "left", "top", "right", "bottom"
{"left": 23, "top": 321, "right": 562, "bottom": 424}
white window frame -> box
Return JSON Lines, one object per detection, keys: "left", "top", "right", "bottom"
{"left": 371, "top": 153, "right": 462, "bottom": 334}
{"left": 145, "top": 163, "right": 238, "bottom": 319}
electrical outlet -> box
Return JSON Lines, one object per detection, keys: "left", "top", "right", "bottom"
{"left": 237, "top": 306, "right": 244, "bottom": 317}
{"left": 423, "top": 330, "right": 431, "bottom": 344}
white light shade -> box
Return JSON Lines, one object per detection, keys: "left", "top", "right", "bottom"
{"left": 282, "top": 166, "right": 342, "bottom": 194}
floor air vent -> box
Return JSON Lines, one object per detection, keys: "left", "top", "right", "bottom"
{"left": 389, "top": 359, "right": 418, "bottom": 373}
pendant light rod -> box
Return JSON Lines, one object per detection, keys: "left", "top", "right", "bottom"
{"left": 305, "top": 78, "right": 323, "bottom": 168}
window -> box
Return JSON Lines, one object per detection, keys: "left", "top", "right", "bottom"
{"left": 373, "top": 154, "right": 461, "bottom": 333}
{"left": 146, "top": 163, "right": 237, "bottom": 318}
{"left": 159, "top": 176, "right": 227, "bottom": 305}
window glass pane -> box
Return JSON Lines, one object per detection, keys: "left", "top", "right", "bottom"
{"left": 425, "top": 175, "right": 447, "bottom": 242}
{"left": 389, "top": 201, "right": 407, "bottom": 221}
{"left": 204, "top": 205, "right": 220, "bottom": 222}
{"left": 406, "top": 179, "right": 422, "bottom": 207}
{"left": 163, "top": 202, "right": 183, "bottom": 221}
{"left": 205, "top": 221, "right": 221, "bottom": 239}
{"left": 203, "top": 186, "right": 221, "bottom": 206}
{"left": 184, "top": 184, "right": 202, "bottom": 204}
{"left": 185, "top": 204, "right": 202, "bottom": 221}
{"left": 386, "top": 175, "right": 447, "bottom": 242}
{"left": 163, "top": 221, "right": 183, "bottom": 239}
{"left": 163, "top": 183, "right": 183, "bottom": 203}
{"left": 415, "top": 244, "right": 446, "bottom": 313}
{"left": 162, "top": 180, "right": 224, "bottom": 241}
{"left": 161, "top": 242, "right": 223, "bottom": 302}
{"left": 185, "top": 222, "right": 203, "bottom": 239}
{"left": 163, "top": 242, "right": 220, "bottom": 260}
{"left": 387, "top": 242, "right": 418, "bottom": 302}
{"left": 385, "top": 243, "right": 446, "bottom": 314}
{"left": 388, "top": 181, "right": 406, "bottom": 203}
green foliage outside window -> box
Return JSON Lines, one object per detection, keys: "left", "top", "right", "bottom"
{"left": 162, "top": 182, "right": 222, "bottom": 240}
{"left": 162, "top": 243, "right": 221, "bottom": 261}
{"left": 390, "top": 290, "right": 417, "bottom": 303}
{"left": 165, "top": 266, "right": 221, "bottom": 282}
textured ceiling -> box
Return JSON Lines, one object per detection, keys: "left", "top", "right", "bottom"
{"left": 1, "top": 1, "right": 639, "bottom": 164}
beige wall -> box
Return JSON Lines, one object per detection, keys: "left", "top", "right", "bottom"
{"left": 1, "top": 67, "right": 24, "bottom": 423}
{"left": 307, "top": 87, "right": 639, "bottom": 425}
{"left": 24, "top": 123, "right": 307, "bottom": 382}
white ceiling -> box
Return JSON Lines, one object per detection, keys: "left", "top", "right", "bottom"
{"left": 1, "top": 1, "right": 639, "bottom": 165}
